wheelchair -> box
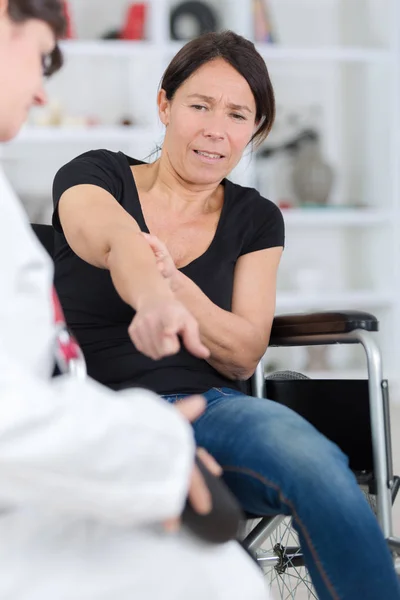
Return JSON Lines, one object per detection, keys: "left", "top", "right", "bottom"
{"left": 32, "top": 222, "right": 400, "bottom": 599}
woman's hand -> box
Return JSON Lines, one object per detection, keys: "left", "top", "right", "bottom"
{"left": 141, "top": 233, "right": 181, "bottom": 292}
{"left": 129, "top": 294, "right": 209, "bottom": 360}
{"left": 131, "top": 233, "right": 202, "bottom": 359}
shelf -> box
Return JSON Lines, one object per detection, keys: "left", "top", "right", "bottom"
{"left": 281, "top": 208, "right": 393, "bottom": 227}
{"left": 7, "top": 125, "right": 158, "bottom": 144}
{"left": 255, "top": 45, "right": 392, "bottom": 63}
{"left": 60, "top": 40, "right": 158, "bottom": 58}
{"left": 58, "top": 40, "right": 393, "bottom": 63}
{"left": 276, "top": 291, "right": 394, "bottom": 311}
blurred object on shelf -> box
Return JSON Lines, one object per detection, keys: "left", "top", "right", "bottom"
{"left": 255, "top": 113, "right": 301, "bottom": 207}
{"left": 121, "top": 3, "right": 147, "bottom": 40}
{"left": 278, "top": 200, "right": 293, "bottom": 210}
{"left": 100, "top": 2, "right": 147, "bottom": 41}
{"left": 120, "top": 117, "right": 134, "bottom": 127}
{"left": 29, "top": 100, "right": 101, "bottom": 128}
{"left": 291, "top": 129, "right": 334, "bottom": 206}
{"left": 62, "top": 1, "right": 75, "bottom": 39}
{"left": 255, "top": 145, "right": 296, "bottom": 208}
{"left": 30, "top": 100, "right": 63, "bottom": 127}
{"left": 253, "top": 0, "right": 276, "bottom": 43}
{"left": 60, "top": 115, "right": 96, "bottom": 128}
{"left": 101, "top": 29, "right": 120, "bottom": 40}
{"left": 255, "top": 106, "right": 331, "bottom": 207}
{"left": 170, "top": 1, "right": 219, "bottom": 41}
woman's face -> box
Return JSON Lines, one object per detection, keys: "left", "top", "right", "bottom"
{"left": 158, "top": 58, "right": 258, "bottom": 186}
{"left": 0, "top": 6, "right": 55, "bottom": 141}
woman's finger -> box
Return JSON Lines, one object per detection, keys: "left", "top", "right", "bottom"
{"left": 129, "top": 322, "right": 161, "bottom": 360}
{"left": 141, "top": 232, "right": 166, "bottom": 255}
{"left": 160, "top": 331, "right": 181, "bottom": 356}
{"left": 179, "top": 315, "right": 210, "bottom": 359}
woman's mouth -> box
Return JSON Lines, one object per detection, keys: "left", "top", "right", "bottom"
{"left": 193, "top": 149, "right": 225, "bottom": 162}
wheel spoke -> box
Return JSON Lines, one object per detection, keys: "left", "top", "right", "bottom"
{"left": 262, "top": 517, "right": 317, "bottom": 599}
{"left": 260, "top": 490, "right": 376, "bottom": 598}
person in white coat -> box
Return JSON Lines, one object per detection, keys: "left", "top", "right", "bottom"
{"left": 0, "top": 1, "right": 269, "bottom": 598}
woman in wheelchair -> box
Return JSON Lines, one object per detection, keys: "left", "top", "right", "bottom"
{"left": 52, "top": 31, "right": 400, "bottom": 599}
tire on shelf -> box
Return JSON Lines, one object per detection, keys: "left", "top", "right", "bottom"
{"left": 170, "top": 1, "right": 219, "bottom": 41}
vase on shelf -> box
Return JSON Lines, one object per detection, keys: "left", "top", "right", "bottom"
{"left": 291, "top": 129, "right": 334, "bottom": 207}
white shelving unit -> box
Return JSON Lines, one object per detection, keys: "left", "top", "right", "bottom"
{"left": 12, "top": 124, "right": 154, "bottom": 143}
{"left": 1, "top": 0, "right": 400, "bottom": 393}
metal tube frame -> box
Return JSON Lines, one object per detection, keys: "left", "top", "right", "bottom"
{"left": 246, "top": 515, "right": 286, "bottom": 552}
{"left": 249, "top": 328, "right": 400, "bottom": 556}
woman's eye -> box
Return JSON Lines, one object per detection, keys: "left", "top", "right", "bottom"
{"left": 232, "top": 113, "right": 246, "bottom": 121}
{"left": 192, "top": 104, "right": 207, "bottom": 111}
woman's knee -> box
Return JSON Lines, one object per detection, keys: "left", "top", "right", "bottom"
{"left": 198, "top": 394, "right": 350, "bottom": 484}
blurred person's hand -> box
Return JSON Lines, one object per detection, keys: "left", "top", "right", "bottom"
{"left": 163, "top": 395, "right": 222, "bottom": 533}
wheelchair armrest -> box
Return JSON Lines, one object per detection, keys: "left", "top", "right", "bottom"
{"left": 270, "top": 310, "right": 378, "bottom": 345}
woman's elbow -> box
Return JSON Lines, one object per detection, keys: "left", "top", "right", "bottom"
{"left": 227, "top": 356, "right": 262, "bottom": 382}
{"left": 214, "top": 334, "right": 268, "bottom": 380}
{"left": 235, "top": 363, "right": 259, "bottom": 382}
{"left": 233, "top": 345, "right": 268, "bottom": 381}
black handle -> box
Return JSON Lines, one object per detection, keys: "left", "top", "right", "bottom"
{"left": 182, "top": 457, "right": 244, "bottom": 544}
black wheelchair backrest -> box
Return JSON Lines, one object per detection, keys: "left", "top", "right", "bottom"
{"left": 31, "top": 223, "right": 54, "bottom": 258}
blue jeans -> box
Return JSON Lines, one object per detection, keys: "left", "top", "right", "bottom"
{"left": 163, "top": 387, "right": 400, "bottom": 600}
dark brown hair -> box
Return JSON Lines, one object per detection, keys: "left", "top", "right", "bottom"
{"left": 7, "top": 0, "right": 66, "bottom": 76}
{"left": 160, "top": 30, "right": 275, "bottom": 147}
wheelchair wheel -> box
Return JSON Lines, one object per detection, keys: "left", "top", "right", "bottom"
{"left": 255, "top": 486, "right": 378, "bottom": 599}
{"left": 256, "top": 516, "right": 317, "bottom": 599}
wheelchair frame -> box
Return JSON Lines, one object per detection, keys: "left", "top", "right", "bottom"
{"left": 243, "top": 311, "right": 400, "bottom": 572}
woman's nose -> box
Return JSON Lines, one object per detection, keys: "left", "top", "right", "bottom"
{"left": 33, "top": 85, "right": 48, "bottom": 107}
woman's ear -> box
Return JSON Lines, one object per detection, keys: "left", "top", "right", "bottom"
{"left": 158, "top": 89, "right": 170, "bottom": 126}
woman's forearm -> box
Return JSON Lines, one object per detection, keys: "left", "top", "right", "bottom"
{"left": 105, "top": 230, "right": 174, "bottom": 310}
{"left": 173, "top": 272, "right": 268, "bottom": 380}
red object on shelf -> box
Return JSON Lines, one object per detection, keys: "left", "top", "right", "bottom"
{"left": 62, "top": 1, "right": 75, "bottom": 39}
{"left": 121, "top": 3, "right": 147, "bottom": 40}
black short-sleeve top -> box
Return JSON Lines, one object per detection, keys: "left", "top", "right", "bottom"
{"left": 52, "top": 149, "right": 285, "bottom": 395}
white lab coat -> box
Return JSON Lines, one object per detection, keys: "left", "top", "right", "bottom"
{"left": 0, "top": 166, "right": 269, "bottom": 600}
